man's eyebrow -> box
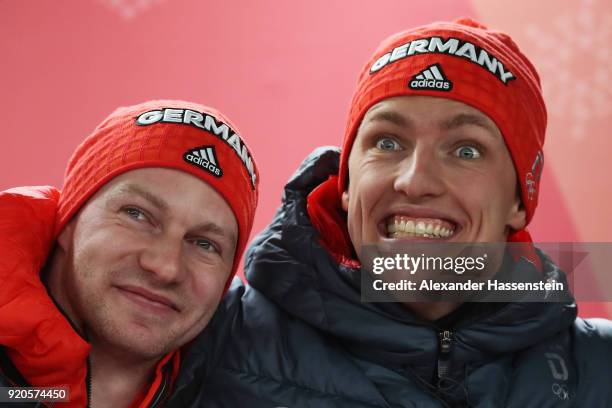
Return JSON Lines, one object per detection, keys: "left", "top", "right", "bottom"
{"left": 364, "top": 110, "right": 499, "bottom": 139}
{"left": 119, "top": 184, "right": 169, "bottom": 212}
{"left": 193, "top": 222, "right": 237, "bottom": 244}
{"left": 365, "top": 110, "right": 413, "bottom": 129}
{"left": 114, "top": 185, "right": 237, "bottom": 243}
{"left": 441, "top": 113, "right": 498, "bottom": 136}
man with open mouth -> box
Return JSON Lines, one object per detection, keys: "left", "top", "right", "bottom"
{"left": 193, "top": 18, "right": 612, "bottom": 407}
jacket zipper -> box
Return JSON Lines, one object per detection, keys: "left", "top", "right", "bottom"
{"left": 437, "top": 330, "right": 453, "bottom": 381}
{"left": 85, "top": 356, "right": 169, "bottom": 408}
{"left": 86, "top": 356, "right": 92, "bottom": 408}
{"left": 148, "top": 366, "right": 170, "bottom": 408}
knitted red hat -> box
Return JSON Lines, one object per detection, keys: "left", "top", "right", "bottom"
{"left": 56, "top": 100, "right": 259, "bottom": 283}
{"left": 338, "top": 18, "right": 546, "bottom": 242}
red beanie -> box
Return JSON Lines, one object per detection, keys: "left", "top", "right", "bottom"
{"left": 338, "top": 18, "right": 546, "bottom": 242}
{"left": 56, "top": 100, "right": 259, "bottom": 283}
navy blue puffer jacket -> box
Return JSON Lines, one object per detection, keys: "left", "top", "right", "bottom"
{"left": 190, "top": 148, "right": 612, "bottom": 408}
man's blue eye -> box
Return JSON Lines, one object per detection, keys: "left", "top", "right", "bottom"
{"left": 455, "top": 146, "right": 481, "bottom": 159}
{"left": 124, "top": 207, "right": 146, "bottom": 220}
{"left": 376, "top": 138, "right": 400, "bottom": 151}
{"left": 193, "top": 239, "right": 218, "bottom": 253}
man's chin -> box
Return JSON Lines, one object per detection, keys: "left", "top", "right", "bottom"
{"left": 95, "top": 321, "right": 180, "bottom": 361}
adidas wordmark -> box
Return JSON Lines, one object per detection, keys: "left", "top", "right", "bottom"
{"left": 409, "top": 63, "right": 453, "bottom": 91}
{"left": 184, "top": 145, "right": 223, "bottom": 177}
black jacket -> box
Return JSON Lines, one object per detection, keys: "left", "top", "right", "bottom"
{"left": 193, "top": 148, "right": 612, "bottom": 408}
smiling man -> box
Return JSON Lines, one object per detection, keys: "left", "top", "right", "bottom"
{"left": 197, "top": 19, "right": 612, "bottom": 407}
{"left": 0, "top": 100, "right": 258, "bottom": 407}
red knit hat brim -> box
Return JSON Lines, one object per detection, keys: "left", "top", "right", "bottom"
{"left": 56, "top": 100, "right": 259, "bottom": 286}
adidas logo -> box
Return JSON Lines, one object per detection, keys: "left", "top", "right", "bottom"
{"left": 409, "top": 63, "right": 453, "bottom": 91}
{"left": 184, "top": 145, "right": 223, "bottom": 177}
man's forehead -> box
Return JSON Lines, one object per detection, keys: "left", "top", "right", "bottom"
{"left": 361, "top": 96, "right": 501, "bottom": 137}
{"left": 111, "top": 183, "right": 168, "bottom": 210}
{"left": 100, "top": 168, "right": 208, "bottom": 202}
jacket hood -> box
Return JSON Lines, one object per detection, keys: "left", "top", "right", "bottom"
{"left": 0, "top": 186, "right": 90, "bottom": 407}
{"left": 245, "top": 147, "right": 577, "bottom": 382}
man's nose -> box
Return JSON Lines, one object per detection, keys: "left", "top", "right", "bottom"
{"left": 393, "top": 146, "right": 446, "bottom": 200}
{"left": 138, "top": 233, "right": 185, "bottom": 284}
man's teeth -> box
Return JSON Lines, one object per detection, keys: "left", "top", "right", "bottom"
{"left": 387, "top": 218, "right": 454, "bottom": 238}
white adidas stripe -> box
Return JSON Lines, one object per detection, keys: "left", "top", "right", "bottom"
{"left": 205, "top": 147, "right": 216, "bottom": 165}
{"left": 199, "top": 149, "right": 211, "bottom": 164}
{"left": 429, "top": 65, "right": 444, "bottom": 80}
{"left": 413, "top": 64, "right": 447, "bottom": 81}
{"left": 190, "top": 147, "right": 218, "bottom": 165}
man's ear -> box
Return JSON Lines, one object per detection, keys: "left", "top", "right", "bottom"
{"left": 56, "top": 219, "right": 76, "bottom": 252}
{"left": 341, "top": 191, "right": 349, "bottom": 212}
{"left": 507, "top": 196, "right": 527, "bottom": 231}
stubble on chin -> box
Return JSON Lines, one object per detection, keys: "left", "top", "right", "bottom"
{"left": 70, "top": 261, "right": 181, "bottom": 361}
